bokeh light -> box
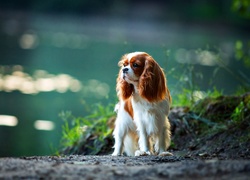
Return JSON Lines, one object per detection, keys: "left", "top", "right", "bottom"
{"left": 0, "top": 115, "right": 18, "bottom": 127}
{"left": 34, "top": 120, "right": 55, "bottom": 131}
{"left": 19, "top": 31, "right": 39, "bottom": 49}
{"left": 0, "top": 66, "right": 82, "bottom": 94}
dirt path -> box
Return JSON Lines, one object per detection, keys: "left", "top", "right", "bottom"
{"left": 0, "top": 155, "right": 249, "bottom": 179}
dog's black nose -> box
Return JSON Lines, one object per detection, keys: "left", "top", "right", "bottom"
{"left": 122, "top": 68, "right": 129, "bottom": 73}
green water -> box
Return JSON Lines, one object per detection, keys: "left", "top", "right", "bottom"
{"left": 0, "top": 12, "right": 249, "bottom": 156}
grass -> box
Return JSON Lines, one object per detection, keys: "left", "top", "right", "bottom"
{"left": 59, "top": 103, "right": 115, "bottom": 155}
{"left": 58, "top": 90, "right": 250, "bottom": 155}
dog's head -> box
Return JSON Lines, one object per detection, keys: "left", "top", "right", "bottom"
{"left": 116, "top": 52, "right": 171, "bottom": 103}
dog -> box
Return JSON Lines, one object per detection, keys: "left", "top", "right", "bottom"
{"left": 112, "top": 52, "right": 172, "bottom": 156}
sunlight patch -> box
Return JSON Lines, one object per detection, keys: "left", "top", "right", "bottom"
{"left": 0, "top": 115, "right": 18, "bottom": 127}
{"left": 0, "top": 66, "right": 82, "bottom": 94}
{"left": 34, "top": 120, "right": 55, "bottom": 131}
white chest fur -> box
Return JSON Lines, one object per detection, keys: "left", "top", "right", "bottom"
{"left": 131, "top": 94, "right": 170, "bottom": 135}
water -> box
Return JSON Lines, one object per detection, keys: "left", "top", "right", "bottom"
{"left": 0, "top": 11, "right": 249, "bottom": 156}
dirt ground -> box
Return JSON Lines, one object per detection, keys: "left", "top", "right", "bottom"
{"left": 0, "top": 155, "right": 250, "bottom": 179}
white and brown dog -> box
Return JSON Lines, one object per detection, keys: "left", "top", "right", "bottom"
{"left": 112, "top": 52, "right": 172, "bottom": 156}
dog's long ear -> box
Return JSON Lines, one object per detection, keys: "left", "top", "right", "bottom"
{"left": 138, "top": 55, "right": 170, "bottom": 102}
{"left": 116, "top": 56, "right": 134, "bottom": 100}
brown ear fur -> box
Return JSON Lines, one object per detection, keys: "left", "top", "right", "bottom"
{"left": 116, "top": 69, "right": 134, "bottom": 100}
{"left": 138, "top": 56, "right": 169, "bottom": 102}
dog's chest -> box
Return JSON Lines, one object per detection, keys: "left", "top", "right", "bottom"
{"left": 132, "top": 96, "right": 158, "bottom": 114}
{"left": 131, "top": 94, "right": 169, "bottom": 118}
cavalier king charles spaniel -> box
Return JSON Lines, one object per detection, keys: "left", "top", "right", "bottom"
{"left": 112, "top": 52, "right": 172, "bottom": 156}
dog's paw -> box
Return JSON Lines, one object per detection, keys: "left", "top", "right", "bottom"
{"left": 112, "top": 152, "right": 122, "bottom": 156}
{"left": 158, "top": 151, "right": 173, "bottom": 156}
{"left": 135, "top": 150, "right": 151, "bottom": 156}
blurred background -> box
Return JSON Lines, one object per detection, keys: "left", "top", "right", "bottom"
{"left": 0, "top": 0, "right": 249, "bottom": 156}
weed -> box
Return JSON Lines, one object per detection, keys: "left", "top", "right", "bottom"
{"left": 59, "top": 103, "right": 115, "bottom": 155}
{"left": 206, "top": 87, "right": 223, "bottom": 98}
{"left": 171, "top": 64, "right": 205, "bottom": 107}
{"left": 231, "top": 101, "right": 245, "bottom": 123}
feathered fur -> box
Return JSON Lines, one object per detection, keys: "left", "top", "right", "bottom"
{"left": 112, "top": 52, "right": 172, "bottom": 156}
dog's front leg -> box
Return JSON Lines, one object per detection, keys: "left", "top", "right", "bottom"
{"left": 112, "top": 139, "right": 123, "bottom": 156}
{"left": 112, "top": 124, "right": 125, "bottom": 156}
{"left": 135, "top": 129, "right": 151, "bottom": 156}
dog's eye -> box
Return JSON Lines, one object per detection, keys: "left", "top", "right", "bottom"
{"left": 133, "top": 63, "right": 139, "bottom": 68}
